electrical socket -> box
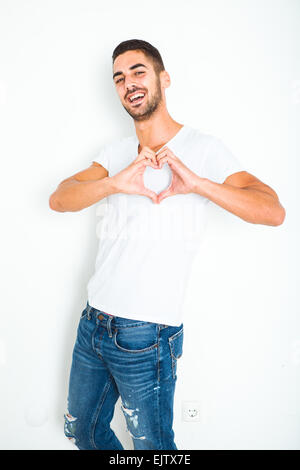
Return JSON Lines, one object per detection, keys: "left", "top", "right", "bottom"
{"left": 182, "top": 401, "right": 201, "bottom": 422}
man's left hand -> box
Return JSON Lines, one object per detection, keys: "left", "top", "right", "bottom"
{"left": 155, "top": 146, "right": 199, "bottom": 204}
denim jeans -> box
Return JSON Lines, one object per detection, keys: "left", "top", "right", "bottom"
{"left": 64, "top": 301, "right": 184, "bottom": 450}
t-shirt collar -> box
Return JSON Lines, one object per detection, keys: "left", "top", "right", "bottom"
{"left": 133, "top": 124, "right": 188, "bottom": 154}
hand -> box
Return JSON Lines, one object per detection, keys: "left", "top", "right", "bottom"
{"left": 110, "top": 146, "right": 159, "bottom": 204}
{"left": 155, "top": 146, "right": 199, "bottom": 203}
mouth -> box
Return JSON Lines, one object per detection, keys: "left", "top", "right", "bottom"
{"left": 127, "top": 92, "right": 146, "bottom": 106}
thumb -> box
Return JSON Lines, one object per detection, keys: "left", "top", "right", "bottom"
{"left": 157, "top": 185, "right": 173, "bottom": 204}
{"left": 141, "top": 188, "right": 158, "bottom": 204}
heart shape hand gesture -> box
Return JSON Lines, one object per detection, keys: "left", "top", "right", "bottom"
{"left": 111, "top": 145, "right": 199, "bottom": 204}
{"left": 155, "top": 146, "right": 198, "bottom": 203}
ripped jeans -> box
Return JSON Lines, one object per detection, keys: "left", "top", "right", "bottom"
{"left": 64, "top": 301, "right": 184, "bottom": 450}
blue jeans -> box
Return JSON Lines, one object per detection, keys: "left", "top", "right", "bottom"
{"left": 64, "top": 301, "right": 184, "bottom": 450}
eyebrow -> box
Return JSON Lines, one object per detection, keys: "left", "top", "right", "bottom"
{"left": 113, "top": 63, "right": 148, "bottom": 80}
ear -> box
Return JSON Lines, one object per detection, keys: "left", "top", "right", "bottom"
{"left": 160, "top": 70, "right": 171, "bottom": 89}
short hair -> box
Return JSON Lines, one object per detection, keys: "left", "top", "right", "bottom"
{"left": 112, "top": 39, "right": 165, "bottom": 76}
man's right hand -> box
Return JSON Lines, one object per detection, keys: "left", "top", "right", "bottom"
{"left": 111, "top": 146, "right": 159, "bottom": 204}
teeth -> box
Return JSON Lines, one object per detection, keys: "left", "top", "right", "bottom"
{"left": 129, "top": 93, "right": 145, "bottom": 102}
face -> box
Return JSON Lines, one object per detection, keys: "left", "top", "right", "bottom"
{"left": 113, "top": 50, "right": 169, "bottom": 122}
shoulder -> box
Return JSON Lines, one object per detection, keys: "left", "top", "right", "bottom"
{"left": 184, "top": 125, "right": 221, "bottom": 151}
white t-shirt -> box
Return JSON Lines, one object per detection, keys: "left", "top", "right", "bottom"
{"left": 87, "top": 124, "right": 246, "bottom": 326}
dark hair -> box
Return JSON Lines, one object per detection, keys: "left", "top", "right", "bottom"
{"left": 112, "top": 39, "right": 165, "bottom": 76}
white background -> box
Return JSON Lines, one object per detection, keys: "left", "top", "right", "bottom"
{"left": 0, "top": 0, "right": 298, "bottom": 450}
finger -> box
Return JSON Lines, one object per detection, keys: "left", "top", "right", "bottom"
{"left": 136, "top": 152, "right": 152, "bottom": 163}
{"left": 142, "top": 149, "right": 159, "bottom": 166}
{"left": 156, "top": 146, "right": 169, "bottom": 155}
{"left": 136, "top": 153, "right": 158, "bottom": 166}
{"left": 156, "top": 147, "right": 169, "bottom": 158}
{"left": 145, "top": 155, "right": 159, "bottom": 166}
{"left": 156, "top": 148, "right": 171, "bottom": 162}
{"left": 136, "top": 159, "right": 158, "bottom": 171}
{"left": 156, "top": 147, "right": 178, "bottom": 162}
{"left": 136, "top": 149, "right": 152, "bottom": 162}
{"left": 157, "top": 186, "right": 173, "bottom": 204}
{"left": 156, "top": 155, "right": 175, "bottom": 169}
{"left": 138, "top": 148, "right": 156, "bottom": 158}
{"left": 156, "top": 146, "right": 175, "bottom": 157}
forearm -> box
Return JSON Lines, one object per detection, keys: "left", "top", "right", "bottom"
{"left": 193, "top": 177, "right": 285, "bottom": 226}
{"left": 49, "top": 176, "right": 117, "bottom": 212}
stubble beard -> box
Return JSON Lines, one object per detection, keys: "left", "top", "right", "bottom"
{"left": 122, "top": 76, "right": 163, "bottom": 122}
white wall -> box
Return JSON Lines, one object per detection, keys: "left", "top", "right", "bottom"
{"left": 0, "top": 0, "right": 298, "bottom": 450}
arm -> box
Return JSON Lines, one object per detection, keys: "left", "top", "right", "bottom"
{"left": 193, "top": 171, "right": 286, "bottom": 226}
{"left": 49, "top": 162, "right": 117, "bottom": 212}
{"left": 49, "top": 146, "right": 159, "bottom": 213}
{"left": 155, "top": 147, "right": 286, "bottom": 226}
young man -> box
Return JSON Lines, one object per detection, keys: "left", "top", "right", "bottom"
{"left": 49, "top": 39, "right": 286, "bottom": 450}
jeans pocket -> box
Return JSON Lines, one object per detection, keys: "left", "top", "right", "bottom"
{"left": 113, "top": 324, "right": 159, "bottom": 353}
{"left": 168, "top": 326, "right": 184, "bottom": 379}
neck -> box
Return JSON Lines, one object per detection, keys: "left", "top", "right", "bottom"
{"left": 134, "top": 113, "right": 184, "bottom": 154}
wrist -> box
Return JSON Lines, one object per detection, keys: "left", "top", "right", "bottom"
{"left": 191, "top": 174, "right": 211, "bottom": 196}
{"left": 101, "top": 176, "right": 120, "bottom": 196}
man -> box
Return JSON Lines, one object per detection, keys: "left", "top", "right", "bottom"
{"left": 49, "top": 39, "right": 286, "bottom": 451}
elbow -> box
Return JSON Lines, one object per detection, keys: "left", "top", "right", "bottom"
{"left": 49, "top": 193, "right": 65, "bottom": 212}
{"left": 273, "top": 205, "right": 286, "bottom": 226}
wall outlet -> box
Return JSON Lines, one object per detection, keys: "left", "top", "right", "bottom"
{"left": 182, "top": 401, "right": 201, "bottom": 422}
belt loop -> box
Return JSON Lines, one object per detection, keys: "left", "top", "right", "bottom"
{"left": 86, "top": 303, "right": 92, "bottom": 320}
{"left": 107, "top": 315, "right": 113, "bottom": 337}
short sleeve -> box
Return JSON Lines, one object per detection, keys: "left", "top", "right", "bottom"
{"left": 92, "top": 145, "right": 109, "bottom": 173}
{"left": 201, "top": 137, "right": 246, "bottom": 184}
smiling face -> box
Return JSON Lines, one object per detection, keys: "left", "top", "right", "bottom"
{"left": 112, "top": 50, "right": 169, "bottom": 122}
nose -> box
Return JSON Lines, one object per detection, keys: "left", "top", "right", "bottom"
{"left": 126, "top": 82, "right": 138, "bottom": 92}
{"left": 124, "top": 77, "right": 139, "bottom": 93}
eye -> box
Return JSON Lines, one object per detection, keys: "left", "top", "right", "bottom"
{"left": 115, "top": 71, "right": 144, "bottom": 84}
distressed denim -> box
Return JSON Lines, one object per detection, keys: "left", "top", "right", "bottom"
{"left": 64, "top": 301, "right": 184, "bottom": 450}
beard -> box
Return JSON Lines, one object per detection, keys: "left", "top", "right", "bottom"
{"left": 122, "top": 75, "right": 163, "bottom": 122}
